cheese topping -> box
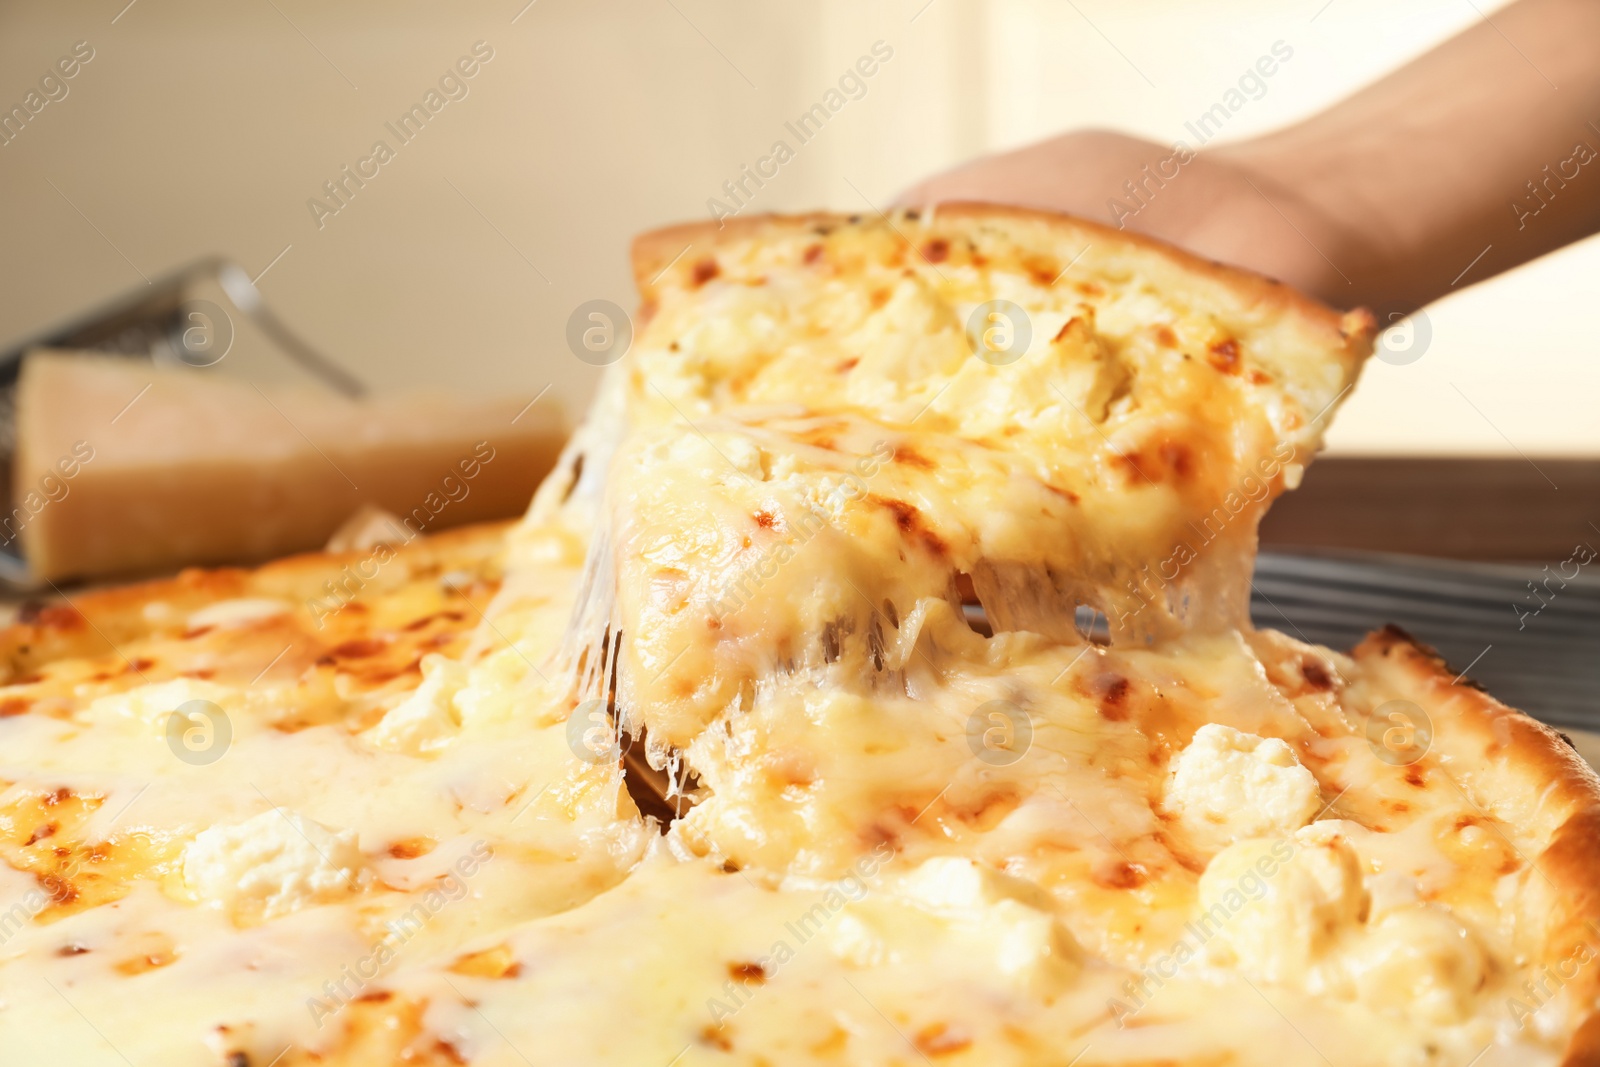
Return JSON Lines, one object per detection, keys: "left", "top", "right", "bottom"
{"left": 0, "top": 210, "right": 1584, "bottom": 1067}
{"left": 1165, "top": 723, "right": 1323, "bottom": 853}
{"left": 1198, "top": 820, "right": 1489, "bottom": 1026}
{"left": 890, "top": 857, "right": 1083, "bottom": 995}
{"left": 183, "top": 809, "right": 365, "bottom": 920}
{"left": 1347, "top": 903, "right": 1487, "bottom": 1024}
{"left": 364, "top": 653, "right": 467, "bottom": 755}
{"left": 185, "top": 597, "right": 293, "bottom": 630}
{"left": 1198, "top": 823, "right": 1369, "bottom": 982}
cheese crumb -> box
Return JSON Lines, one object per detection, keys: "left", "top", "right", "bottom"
{"left": 185, "top": 597, "right": 291, "bottom": 630}
{"left": 1345, "top": 904, "right": 1486, "bottom": 1024}
{"left": 365, "top": 654, "right": 467, "bottom": 755}
{"left": 893, "top": 857, "right": 1081, "bottom": 995}
{"left": 1165, "top": 723, "right": 1321, "bottom": 852}
{"left": 183, "top": 809, "right": 364, "bottom": 919}
{"left": 1198, "top": 823, "right": 1486, "bottom": 1020}
{"left": 1198, "top": 822, "right": 1367, "bottom": 984}
{"left": 898, "top": 856, "right": 1049, "bottom": 914}
{"left": 828, "top": 912, "right": 887, "bottom": 969}
{"left": 87, "top": 678, "right": 237, "bottom": 726}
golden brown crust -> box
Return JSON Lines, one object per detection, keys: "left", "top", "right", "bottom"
{"left": 1351, "top": 626, "right": 1600, "bottom": 1064}
{"left": 630, "top": 204, "right": 1378, "bottom": 370}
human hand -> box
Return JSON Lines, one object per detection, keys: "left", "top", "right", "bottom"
{"left": 897, "top": 128, "right": 1369, "bottom": 313}
{"left": 898, "top": 0, "right": 1600, "bottom": 320}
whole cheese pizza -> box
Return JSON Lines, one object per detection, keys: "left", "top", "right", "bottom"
{"left": 1, "top": 206, "right": 1596, "bottom": 1067}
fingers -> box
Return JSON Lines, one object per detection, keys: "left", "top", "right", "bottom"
{"left": 894, "top": 131, "right": 1190, "bottom": 221}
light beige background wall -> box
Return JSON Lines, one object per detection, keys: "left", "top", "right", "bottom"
{"left": 0, "top": 0, "right": 1593, "bottom": 454}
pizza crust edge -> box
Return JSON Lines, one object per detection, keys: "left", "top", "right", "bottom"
{"left": 1352, "top": 626, "right": 1600, "bottom": 1065}
{"left": 629, "top": 201, "right": 1379, "bottom": 367}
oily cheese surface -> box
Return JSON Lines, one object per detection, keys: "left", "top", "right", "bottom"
{"left": 0, "top": 520, "right": 651, "bottom": 1064}
{"left": 0, "top": 208, "right": 1595, "bottom": 1067}
{"left": 558, "top": 208, "right": 1593, "bottom": 1065}
{"left": 0, "top": 536, "right": 1588, "bottom": 1067}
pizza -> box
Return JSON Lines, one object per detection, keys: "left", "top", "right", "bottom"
{"left": 0, "top": 206, "right": 1595, "bottom": 1067}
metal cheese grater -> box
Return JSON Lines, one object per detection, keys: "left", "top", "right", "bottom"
{"left": 0, "top": 258, "right": 364, "bottom": 587}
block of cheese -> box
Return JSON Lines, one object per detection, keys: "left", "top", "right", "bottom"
{"left": 10, "top": 350, "right": 565, "bottom": 580}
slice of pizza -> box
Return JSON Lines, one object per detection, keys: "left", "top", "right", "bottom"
{"left": 560, "top": 205, "right": 1374, "bottom": 777}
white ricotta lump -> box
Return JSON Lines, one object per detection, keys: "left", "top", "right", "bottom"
{"left": 1197, "top": 822, "right": 1368, "bottom": 983}
{"left": 1164, "top": 723, "right": 1322, "bottom": 853}
{"left": 893, "top": 857, "right": 1082, "bottom": 995}
{"left": 183, "top": 809, "right": 365, "bottom": 920}
{"left": 364, "top": 653, "right": 468, "bottom": 755}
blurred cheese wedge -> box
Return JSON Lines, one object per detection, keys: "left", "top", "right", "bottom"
{"left": 10, "top": 350, "right": 564, "bottom": 581}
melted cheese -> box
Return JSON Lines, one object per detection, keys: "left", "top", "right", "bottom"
{"left": 0, "top": 210, "right": 1582, "bottom": 1067}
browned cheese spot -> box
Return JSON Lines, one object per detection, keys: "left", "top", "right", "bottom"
{"left": 329, "top": 638, "right": 387, "bottom": 659}
{"left": 1094, "top": 860, "right": 1149, "bottom": 890}
{"left": 403, "top": 611, "right": 467, "bottom": 632}
{"left": 1207, "top": 337, "right": 1241, "bottom": 373}
{"left": 1027, "top": 257, "right": 1059, "bottom": 287}
{"left": 387, "top": 837, "right": 436, "bottom": 860}
{"left": 892, "top": 446, "right": 934, "bottom": 470}
{"left": 728, "top": 961, "right": 768, "bottom": 984}
{"left": 691, "top": 258, "right": 720, "bottom": 286}
{"left": 700, "top": 1024, "right": 733, "bottom": 1051}
{"left": 449, "top": 943, "right": 522, "bottom": 980}
{"left": 1095, "top": 674, "right": 1131, "bottom": 721}
{"left": 38, "top": 873, "right": 79, "bottom": 906}
{"left": 915, "top": 1022, "right": 973, "bottom": 1057}
{"left": 19, "top": 603, "right": 85, "bottom": 630}
{"left": 1053, "top": 316, "right": 1089, "bottom": 344}
{"left": 869, "top": 496, "right": 947, "bottom": 558}
{"left": 1043, "top": 482, "right": 1081, "bottom": 506}
{"left": 114, "top": 947, "right": 178, "bottom": 976}
{"left": 1300, "top": 660, "right": 1334, "bottom": 690}
{"left": 950, "top": 787, "right": 1022, "bottom": 831}
{"left": 1158, "top": 441, "right": 1194, "bottom": 481}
